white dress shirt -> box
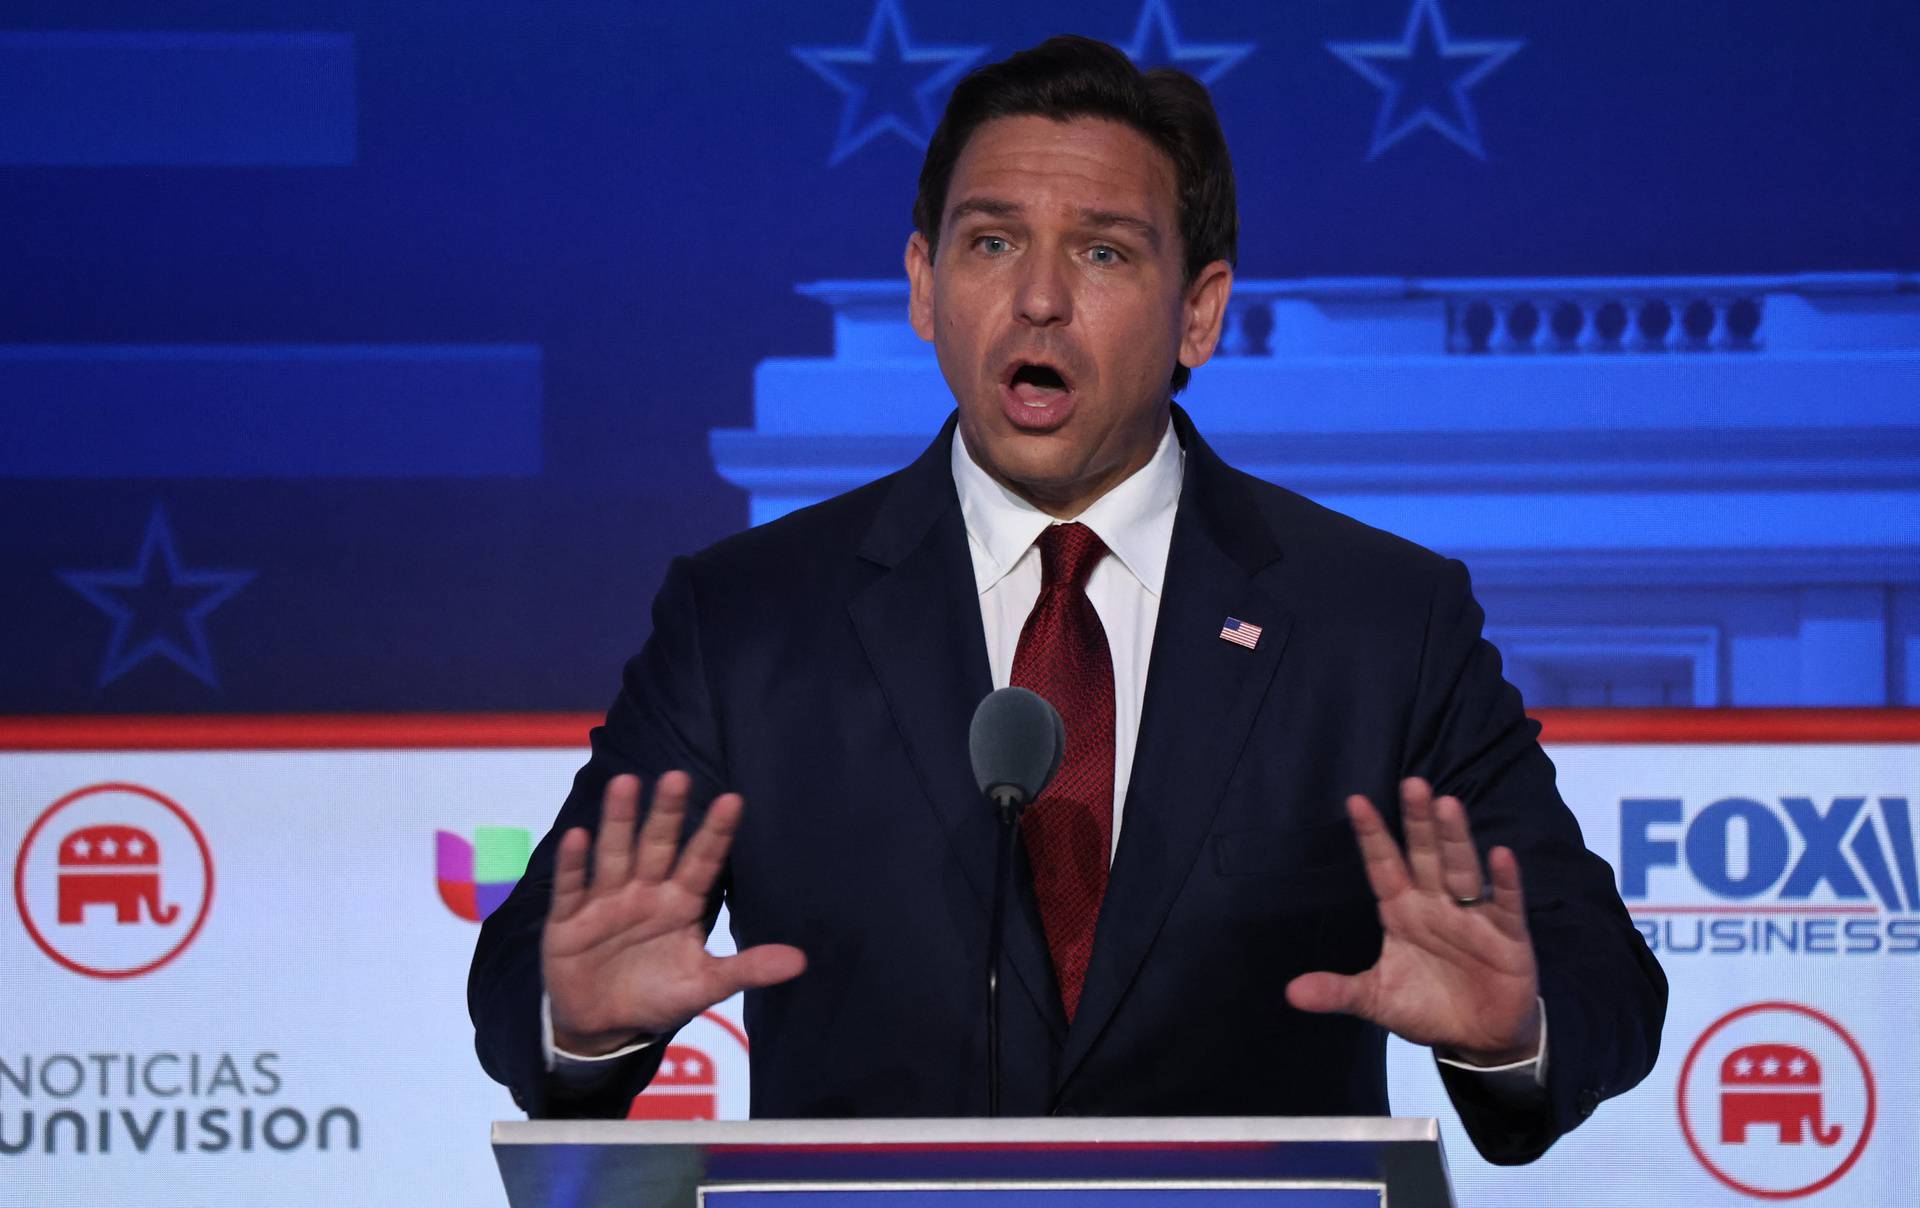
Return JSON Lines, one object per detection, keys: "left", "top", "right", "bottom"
{"left": 956, "top": 419, "right": 1184, "bottom": 856}
{"left": 547, "top": 420, "right": 1543, "bottom": 1097}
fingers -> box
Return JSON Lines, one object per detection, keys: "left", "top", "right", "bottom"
{"left": 670, "top": 792, "right": 745, "bottom": 900}
{"left": 1346, "top": 794, "right": 1411, "bottom": 901}
{"left": 711, "top": 943, "right": 808, "bottom": 995}
{"left": 1487, "top": 846, "right": 1531, "bottom": 941}
{"left": 592, "top": 774, "right": 641, "bottom": 889}
{"left": 1432, "top": 792, "right": 1489, "bottom": 902}
{"left": 549, "top": 827, "right": 591, "bottom": 924}
{"left": 1285, "top": 970, "right": 1368, "bottom": 1018}
{"left": 1399, "top": 778, "right": 1443, "bottom": 891}
{"left": 634, "top": 770, "right": 693, "bottom": 883}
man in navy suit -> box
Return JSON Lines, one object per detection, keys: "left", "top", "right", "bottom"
{"left": 470, "top": 36, "right": 1664, "bottom": 1164}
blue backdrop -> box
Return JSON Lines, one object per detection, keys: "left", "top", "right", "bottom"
{"left": 3, "top": 0, "right": 1917, "bottom": 713}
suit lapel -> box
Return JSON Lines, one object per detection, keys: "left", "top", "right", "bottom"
{"left": 1057, "top": 411, "right": 1294, "bottom": 1088}
{"left": 847, "top": 418, "right": 1068, "bottom": 1044}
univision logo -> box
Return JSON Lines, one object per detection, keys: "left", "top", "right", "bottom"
{"left": 434, "top": 828, "right": 530, "bottom": 923}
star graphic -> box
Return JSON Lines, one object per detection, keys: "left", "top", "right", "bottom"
{"left": 1788, "top": 1056, "right": 1808, "bottom": 1076}
{"left": 792, "top": 0, "right": 988, "bottom": 164}
{"left": 1117, "top": 0, "right": 1254, "bottom": 85}
{"left": 660, "top": 1058, "right": 678, "bottom": 1078}
{"left": 70, "top": 837, "right": 92, "bottom": 859}
{"left": 59, "top": 506, "right": 254, "bottom": 690}
{"left": 682, "top": 1056, "right": 703, "bottom": 1077}
{"left": 1733, "top": 1056, "right": 1754, "bottom": 1076}
{"left": 1761, "top": 1056, "right": 1781, "bottom": 1077}
{"left": 1326, "top": 0, "right": 1522, "bottom": 160}
{"left": 100, "top": 837, "right": 120, "bottom": 857}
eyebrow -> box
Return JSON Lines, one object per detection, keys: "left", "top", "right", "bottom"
{"left": 944, "top": 197, "right": 1023, "bottom": 227}
{"left": 1079, "top": 209, "right": 1162, "bottom": 251}
{"left": 944, "top": 197, "right": 1163, "bottom": 252}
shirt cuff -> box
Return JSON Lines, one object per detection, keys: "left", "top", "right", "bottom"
{"left": 541, "top": 992, "right": 656, "bottom": 1087}
{"left": 1433, "top": 996, "right": 1549, "bottom": 1095}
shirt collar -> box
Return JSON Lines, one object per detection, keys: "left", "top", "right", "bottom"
{"left": 952, "top": 420, "right": 1184, "bottom": 598}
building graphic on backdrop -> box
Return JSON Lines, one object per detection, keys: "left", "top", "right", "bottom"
{"left": 713, "top": 272, "right": 1920, "bottom": 709}
{"left": 435, "top": 827, "right": 531, "bottom": 923}
{"left": 14, "top": 783, "right": 213, "bottom": 979}
{"left": 1678, "top": 1002, "right": 1876, "bottom": 1200}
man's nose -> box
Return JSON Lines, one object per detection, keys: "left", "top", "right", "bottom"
{"left": 1013, "top": 253, "right": 1071, "bottom": 327}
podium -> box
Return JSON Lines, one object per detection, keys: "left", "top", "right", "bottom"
{"left": 492, "top": 1118, "right": 1456, "bottom": 1207}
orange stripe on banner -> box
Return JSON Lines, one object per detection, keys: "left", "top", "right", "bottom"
{"left": 0, "top": 708, "right": 1916, "bottom": 751}
{"left": 0, "top": 713, "right": 601, "bottom": 751}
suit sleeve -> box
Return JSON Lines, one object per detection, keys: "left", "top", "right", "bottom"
{"left": 1405, "top": 558, "right": 1668, "bottom": 1165}
{"left": 467, "top": 556, "right": 732, "bottom": 1119}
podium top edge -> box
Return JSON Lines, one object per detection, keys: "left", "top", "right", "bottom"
{"left": 491, "top": 1117, "right": 1442, "bottom": 1147}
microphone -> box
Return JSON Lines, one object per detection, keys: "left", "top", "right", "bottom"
{"left": 968, "top": 686, "right": 1064, "bottom": 1117}
{"left": 969, "top": 686, "right": 1065, "bottom": 816}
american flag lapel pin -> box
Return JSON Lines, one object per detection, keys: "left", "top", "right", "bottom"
{"left": 1218, "top": 616, "right": 1262, "bottom": 650}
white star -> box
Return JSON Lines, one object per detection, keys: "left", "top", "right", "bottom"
{"left": 1326, "top": 0, "right": 1523, "bottom": 160}
{"left": 1761, "top": 1057, "right": 1781, "bottom": 1077}
{"left": 681, "top": 1056, "right": 703, "bottom": 1078}
{"left": 1733, "top": 1056, "right": 1754, "bottom": 1077}
{"left": 100, "top": 837, "right": 119, "bottom": 858}
{"left": 70, "top": 837, "right": 92, "bottom": 859}
{"left": 792, "top": 0, "right": 988, "bottom": 164}
{"left": 1788, "top": 1056, "right": 1808, "bottom": 1076}
{"left": 1117, "top": 0, "right": 1254, "bottom": 86}
{"left": 127, "top": 836, "right": 147, "bottom": 857}
{"left": 659, "top": 1058, "right": 677, "bottom": 1078}
{"left": 57, "top": 504, "right": 256, "bottom": 689}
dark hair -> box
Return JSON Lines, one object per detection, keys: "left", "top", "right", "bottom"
{"left": 913, "top": 35, "right": 1237, "bottom": 393}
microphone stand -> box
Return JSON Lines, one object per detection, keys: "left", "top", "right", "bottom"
{"left": 985, "top": 786, "right": 1024, "bottom": 1118}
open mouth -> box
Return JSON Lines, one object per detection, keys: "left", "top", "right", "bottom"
{"left": 1006, "top": 361, "right": 1072, "bottom": 406}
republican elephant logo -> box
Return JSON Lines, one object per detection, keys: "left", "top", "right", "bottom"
{"left": 622, "top": 1010, "right": 751, "bottom": 1121}
{"left": 56, "top": 823, "right": 180, "bottom": 926}
{"left": 1720, "top": 1042, "right": 1842, "bottom": 1146}
{"left": 1680, "top": 1002, "right": 1875, "bottom": 1199}
{"left": 626, "top": 1044, "right": 718, "bottom": 1120}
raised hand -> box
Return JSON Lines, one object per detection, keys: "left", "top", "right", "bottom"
{"left": 1284, "top": 778, "right": 1541, "bottom": 1066}
{"left": 542, "top": 771, "right": 806, "bottom": 1056}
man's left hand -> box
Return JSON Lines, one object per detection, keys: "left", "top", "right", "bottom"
{"left": 1284, "top": 777, "right": 1542, "bottom": 1066}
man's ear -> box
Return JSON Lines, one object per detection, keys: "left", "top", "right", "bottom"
{"left": 906, "top": 231, "right": 936, "bottom": 343}
{"left": 1177, "top": 260, "right": 1234, "bottom": 371}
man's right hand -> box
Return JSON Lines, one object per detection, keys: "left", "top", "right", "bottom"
{"left": 542, "top": 771, "right": 807, "bottom": 1057}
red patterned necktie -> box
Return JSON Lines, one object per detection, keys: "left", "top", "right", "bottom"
{"left": 1010, "top": 521, "right": 1115, "bottom": 1021}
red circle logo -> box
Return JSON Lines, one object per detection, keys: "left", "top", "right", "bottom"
{"left": 13, "top": 782, "right": 215, "bottom": 979}
{"left": 1677, "top": 1001, "right": 1876, "bottom": 1200}
{"left": 626, "top": 1008, "right": 751, "bottom": 1121}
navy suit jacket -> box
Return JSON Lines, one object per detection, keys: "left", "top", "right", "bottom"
{"left": 470, "top": 407, "right": 1665, "bottom": 1164}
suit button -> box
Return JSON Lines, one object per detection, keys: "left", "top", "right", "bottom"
{"left": 1576, "top": 1088, "right": 1600, "bottom": 1118}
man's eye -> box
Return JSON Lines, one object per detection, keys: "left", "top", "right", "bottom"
{"left": 975, "top": 236, "right": 1010, "bottom": 254}
{"left": 1089, "top": 245, "right": 1123, "bottom": 265}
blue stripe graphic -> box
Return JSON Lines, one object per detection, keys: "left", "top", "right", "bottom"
{"left": 1, "top": 345, "right": 542, "bottom": 478}
{"left": 0, "top": 32, "right": 355, "bottom": 165}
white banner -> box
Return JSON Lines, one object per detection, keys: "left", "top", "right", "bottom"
{"left": 4, "top": 732, "right": 1915, "bottom": 1205}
